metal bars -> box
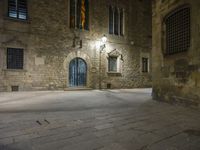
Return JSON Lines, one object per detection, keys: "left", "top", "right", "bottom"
{"left": 165, "top": 6, "right": 190, "bottom": 55}
{"left": 7, "top": 48, "right": 24, "bottom": 69}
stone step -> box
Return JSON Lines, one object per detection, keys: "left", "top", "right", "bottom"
{"left": 64, "top": 87, "right": 93, "bottom": 91}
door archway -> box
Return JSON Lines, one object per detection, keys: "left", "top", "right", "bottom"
{"left": 69, "top": 57, "right": 87, "bottom": 87}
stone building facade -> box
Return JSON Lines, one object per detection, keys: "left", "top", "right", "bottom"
{"left": 0, "top": 0, "right": 152, "bottom": 91}
{"left": 152, "top": 0, "right": 200, "bottom": 107}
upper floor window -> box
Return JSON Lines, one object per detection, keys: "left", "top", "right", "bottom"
{"left": 70, "top": 0, "right": 89, "bottom": 30}
{"left": 8, "top": 0, "right": 28, "bottom": 20}
{"left": 7, "top": 48, "right": 24, "bottom": 69}
{"left": 109, "top": 6, "right": 124, "bottom": 36}
{"left": 164, "top": 5, "right": 190, "bottom": 55}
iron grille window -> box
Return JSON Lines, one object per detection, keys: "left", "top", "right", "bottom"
{"left": 70, "top": 0, "right": 89, "bottom": 30}
{"left": 142, "top": 57, "right": 148, "bottom": 73}
{"left": 165, "top": 6, "right": 190, "bottom": 55}
{"left": 109, "top": 6, "right": 124, "bottom": 36}
{"left": 7, "top": 48, "right": 24, "bottom": 69}
{"left": 8, "top": 0, "right": 28, "bottom": 20}
{"left": 108, "top": 56, "right": 117, "bottom": 72}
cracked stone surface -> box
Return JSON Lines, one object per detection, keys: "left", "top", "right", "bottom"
{"left": 0, "top": 89, "right": 200, "bottom": 150}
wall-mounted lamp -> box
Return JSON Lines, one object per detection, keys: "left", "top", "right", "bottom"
{"left": 100, "top": 35, "right": 107, "bottom": 52}
{"left": 102, "top": 35, "right": 107, "bottom": 43}
{"left": 99, "top": 35, "right": 107, "bottom": 89}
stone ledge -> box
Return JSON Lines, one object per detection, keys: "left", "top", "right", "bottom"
{"left": 3, "top": 16, "right": 30, "bottom": 24}
{"left": 2, "top": 69, "right": 27, "bottom": 72}
{"left": 107, "top": 72, "right": 122, "bottom": 77}
{"left": 64, "top": 87, "right": 93, "bottom": 91}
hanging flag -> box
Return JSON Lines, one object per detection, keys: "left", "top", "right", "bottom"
{"left": 81, "top": 0, "right": 86, "bottom": 29}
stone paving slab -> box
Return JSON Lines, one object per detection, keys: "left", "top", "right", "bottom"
{"left": 0, "top": 89, "right": 200, "bottom": 150}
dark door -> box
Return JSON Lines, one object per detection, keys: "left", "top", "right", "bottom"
{"left": 69, "top": 58, "right": 87, "bottom": 87}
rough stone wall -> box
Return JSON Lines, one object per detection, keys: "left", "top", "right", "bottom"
{"left": 0, "top": 0, "right": 152, "bottom": 91}
{"left": 152, "top": 0, "right": 200, "bottom": 107}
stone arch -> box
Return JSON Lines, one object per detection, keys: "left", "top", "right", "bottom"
{"left": 63, "top": 51, "right": 91, "bottom": 88}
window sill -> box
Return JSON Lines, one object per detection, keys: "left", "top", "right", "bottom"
{"left": 107, "top": 72, "right": 122, "bottom": 76}
{"left": 70, "top": 28, "right": 90, "bottom": 32}
{"left": 108, "top": 34, "right": 127, "bottom": 42}
{"left": 142, "top": 72, "right": 150, "bottom": 75}
{"left": 3, "top": 69, "right": 27, "bottom": 72}
{"left": 4, "top": 16, "right": 30, "bottom": 24}
{"left": 108, "top": 34, "right": 124, "bottom": 38}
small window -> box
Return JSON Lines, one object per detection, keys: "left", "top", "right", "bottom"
{"left": 70, "top": 0, "right": 89, "bottom": 30}
{"left": 8, "top": 0, "right": 28, "bottom": 20}
{"left": 108, "top": 56, "right": 117, "bottom": 72}
{"left": 164, "top": 6, "right": 190, "bottom": 55}
{"left": 142, "top": 57, "right": 148, "bottom": 73}
{"left": 7, "top": 48, "right": 24, "bottom": 69}
{"left": 109, "top": 6, "right": 124, "bottom": 36}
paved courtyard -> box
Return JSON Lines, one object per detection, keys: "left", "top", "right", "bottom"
{"left": 0, "top": 89, "right": 200, "bottom": 150}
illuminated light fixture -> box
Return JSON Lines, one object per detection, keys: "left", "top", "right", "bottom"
{"left": 102, "top": 35, "right": 107, "bottom": 43}
{"left": 100, "top": 35, "right": 107, "bottom": 51}
{"left": 99, "top": 35, "right": 107, "bottom": 89}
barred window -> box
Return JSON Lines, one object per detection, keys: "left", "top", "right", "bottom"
{"left": 109, "top": 6, "right": 124, "bottom": 36}
{"left": 70, "top": 0, "right": 89, "bottom": 30}
{"left": 142, "top": 57, "right": 148, "bottom": 73}
{"left": 164, "top": 6, "right": 190, "bottom": 55}
{"left": 7, "top": 48, "right": 24, "bottom": 69}
{"left": 8, "top": 0, "right": 28, "bottom": 20}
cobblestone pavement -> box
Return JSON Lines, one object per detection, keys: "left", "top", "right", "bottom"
{"left": 0, "top": 89, "right": 200, "bottom": 150}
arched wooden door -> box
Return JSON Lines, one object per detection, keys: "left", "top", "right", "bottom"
{"left": 69, "top": 58, "right": 87, "bottom": 87}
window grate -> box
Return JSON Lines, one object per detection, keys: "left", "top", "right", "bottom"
{"left": 7, "top": 48, "right": 24, "bottom": 69}
{"left": 165, "top": 6, "right": 190, "bottom": 55}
